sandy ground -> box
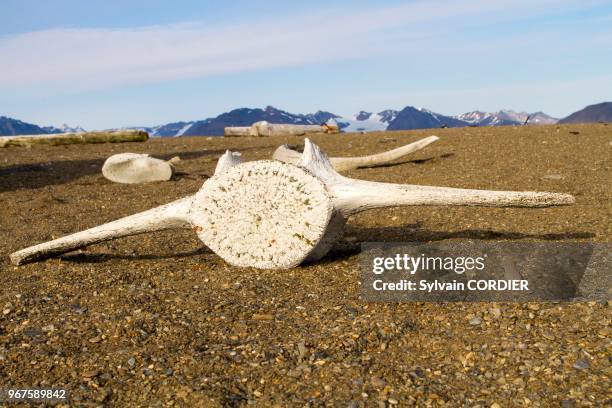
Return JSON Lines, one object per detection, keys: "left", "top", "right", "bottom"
{"left": 0, "top": 124, "right": 610, "bottom": 407}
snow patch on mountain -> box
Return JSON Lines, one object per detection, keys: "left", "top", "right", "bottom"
{"left": 100, "top": 106, "right": 558, "bottom": 137}
{"left": 43, "top": 124, "right": 86, "bottom": 134}
{"left": 337, "top": 110, "right": 398, "bottom": 132}
{"left": 457, "top": 110, "right": 558, "bottom": 126}
{"left": 525, "top": 112, "right": 558, "bottom": 124}
{"left": 175, "top": 123, "right": 194, "bottom": 137}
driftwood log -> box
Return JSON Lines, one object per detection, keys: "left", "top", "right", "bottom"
{"left": 224, "top": 121, "right": 338, "bottom": 137}
{"left": 10, "top": 140, "right": 574, "bottom": 269}
{"left": 0, "top": 130, "right": 148, "bottom": 148}
{"left": 273, "top": 136, "right": 439, "bottom": 171}
{"left": 223, "top": 126, "right": 256, "bottom": 137}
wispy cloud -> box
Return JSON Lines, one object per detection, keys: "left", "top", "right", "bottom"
{"left": 0, "top": 0, "right": 606, "bottom": 94}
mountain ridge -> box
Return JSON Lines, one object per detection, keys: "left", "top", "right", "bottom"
{"left": 558, "top": 102, "right": 612, "bottom": 124}
{"left": 3, "top": 103, "right": 607, "bottom": 137}
{"left": 0, "top": 117, "right": 85, "bottom": 136}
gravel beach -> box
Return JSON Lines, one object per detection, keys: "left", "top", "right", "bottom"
{"left": 0, "top": 124, "right": 610, "bottom": 406}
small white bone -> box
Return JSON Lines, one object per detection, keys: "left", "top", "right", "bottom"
{"left": 10, "top": 141, "right": 574, "bottom": 268}
{"left": 273, "top": 136, "right": 439, "bottom": 171}
{"left": 102, "top": 153, "right": 180, "bottom": 184}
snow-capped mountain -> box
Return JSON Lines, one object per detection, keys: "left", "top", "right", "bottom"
{"left": 527, "top": 112, "right": 559, "bottom": 124}
{"left": 110, "top": 122, "right": 195, "bottom": 137}
{"left": 336, "top": 110, "right": 398, "bottom": 132}
{"left": 43, "top": 124, "right": 87, "bottom": 134}
{"left": 110, "top": 106, "right": 339, "bottom": 137}
{"left": 457, "top": 110, "right": 558, "bottom": 126}
{"left": 1, "top": 105, "right": 565, "bottom": 138}
{"left": 99, "top": 107, "right": 561, "bottom": 136}
{"left": 387, "top": 107, "right": 468, "bottom": 130}
{"left": 337, "top": 108, "right": 558, "bottom": 133}
{"left": 162, "top": 106, "right": 340, "bottom": 137}
{"left": 0, "top": 117, "right": 86, "bottom": 136}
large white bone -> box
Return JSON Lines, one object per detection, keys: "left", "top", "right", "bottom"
{"left": 10, "top": 141, "right": 574, "bottom": 268}
{"left": 273, "top": 136, "right": 439, "bottom": 171}
{"left": 11, "top": 157, "right": 333, "bottom": 269}
{"left": 102, "top": 153, "right": 180, "bottom": 184}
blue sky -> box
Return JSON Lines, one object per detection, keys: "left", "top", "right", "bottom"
{"left": 1, "top": 0, "right": 611, "bottom": 129}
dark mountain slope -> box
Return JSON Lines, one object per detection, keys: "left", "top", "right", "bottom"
{"left": 559, "top": 102, "right": 612, "bottom": 124}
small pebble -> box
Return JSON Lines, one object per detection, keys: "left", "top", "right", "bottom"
{"left": 573, "top": 358, "right": 590, "bottom": 370}
{"left": 42, "top": 324, "right": 55, "bottom": 332}
{"left": 469, "top": 316, "right": 482, "bottom": 325}
{"left": 82, "top": 369, "right": 99, "bottom": 379}
{"left": 370, "top": 376, "right": 386, "bottom": 388}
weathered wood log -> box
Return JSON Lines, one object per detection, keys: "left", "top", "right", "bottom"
{"left": 0, "top": 130, "right": 149, "bottom": 148}
{"left": 223, "top": 126, "right": 256, "bottom": 137}
{"left": 224, "top": 121, "right": 338, "bottom": 137}
{"left": 254, "top": 121, "right": 325, "bottom": 137}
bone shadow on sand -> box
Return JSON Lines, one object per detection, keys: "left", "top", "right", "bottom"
{"left": 349, "top": 224, "right": 595, "bottom": 242}
{"left": 0, "top": 146, "right": 272, "bottom": 193}
{"left": 315, "top": 225, "right": 596, "bottom": 265}
{"left": 355, "top": 152, "right": 455, "bottom": 169}
{"left": 47, "top": 225, "right": 594, "bottom": 265}
{"left": 57, "top": 246, "right": 212, "bottom": 263}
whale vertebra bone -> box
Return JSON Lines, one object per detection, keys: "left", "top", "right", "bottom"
{"left": 10, "top": 140, "right": 574, "bottom": 268}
